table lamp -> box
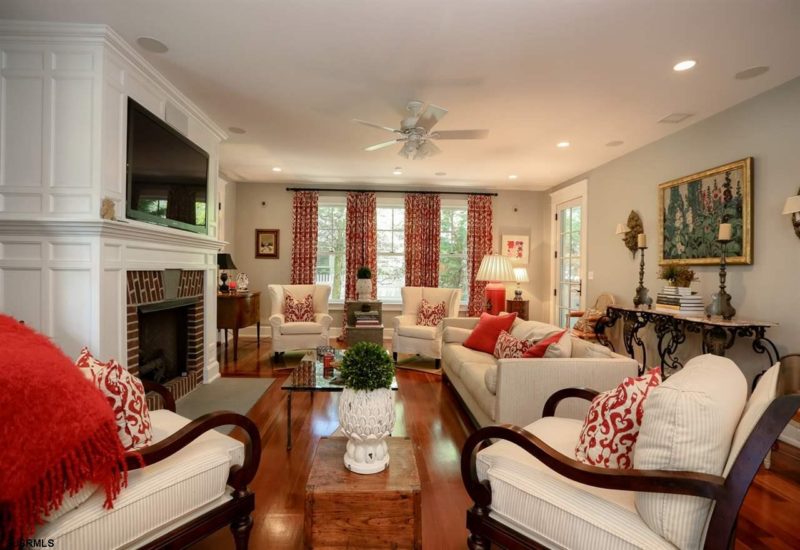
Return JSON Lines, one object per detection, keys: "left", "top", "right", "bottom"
{"left": 217, "top": 253, "right": 237, "bottom": 292}
{"left": 512, "top": 267, "right": 529, "bottom": 300}
{"left": 476, "top": 254, "right": 515, "bottom": 315}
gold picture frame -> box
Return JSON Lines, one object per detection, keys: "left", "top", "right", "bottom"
{"left": 658, "top": 157, "right": 752, "bottom": 266}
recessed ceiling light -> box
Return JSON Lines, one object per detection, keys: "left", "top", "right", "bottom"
{"left": 673, "top": 59, "right": 697, "bottom": 72}
{"left": 435, "top": 172, "right": 446, "bottom": 176}
{"left": 556, "top": 141, "right": 570, "bottom": 148}
{"left": 508, "top": 174, "right": 518, "bottom": 180}
{"left": 735, "top": 66, "right": 770, "bottom": 80}
{"left": 228, "top": 127, "right": 246, "bottom": 135}
{"left": 606, "top": 140, "right": 624, "bottom": 147}
{"left": 393, "top": 167, "right": 403, "bottom": 175}
{"left": 136, "top": 36, "right": 168, "bottom": 53}
{"left": 272, "top": 167, "right": 283, "bottom": 172}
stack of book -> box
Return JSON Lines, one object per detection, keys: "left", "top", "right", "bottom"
{"left": 656, "top": 286, "right": 705, "bottom": 314}
{"left": 353, "top": 310, "right": 381, "bottom": 327}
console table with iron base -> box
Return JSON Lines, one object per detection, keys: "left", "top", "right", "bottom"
{"left": 596, "top": 305, "right": 778, "bottom": 377}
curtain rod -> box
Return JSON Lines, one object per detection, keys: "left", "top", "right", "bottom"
{"left": 285, "top": 187, "right": 498, "bottom": 197}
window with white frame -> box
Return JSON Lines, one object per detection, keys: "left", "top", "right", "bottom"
{"left": 439, "top": 203, "right": 468, "bottom": 303}
{"left": 316, "top": 201, "right": 347, "bottom": 302}
{"left": 376, "top": 201, "right": 405, "bottom": 302}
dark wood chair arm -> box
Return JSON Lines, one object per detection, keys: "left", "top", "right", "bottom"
{"left": 542, "top": 387, "right": 600, "bottom": 417}
{"left": 141, "top": 380, "right": 176, "bottom": 412}
{"left": 461, "top": 424, "right": 725, "bottom": 509}
{"left": 125, "top": 411, "right": 262, "bottom": 491}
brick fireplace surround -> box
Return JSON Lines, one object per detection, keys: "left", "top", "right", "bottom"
{"left": 127, "top": 270, "right": 205, "bottom": 403}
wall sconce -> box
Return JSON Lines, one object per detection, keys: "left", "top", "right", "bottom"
{"left": 783, "top": 190, "right": 800, "bottom": 239}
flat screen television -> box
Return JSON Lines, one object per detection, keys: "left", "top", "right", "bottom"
{"left": 126, "top": 98, "right": 209, "bottom": 234}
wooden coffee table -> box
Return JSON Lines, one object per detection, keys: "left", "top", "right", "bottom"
{"left": 305, "top": 437, "right": 421, "bottom": 549}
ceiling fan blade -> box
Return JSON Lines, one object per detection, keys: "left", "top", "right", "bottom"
{"left": 364, "top": 139, "right": 402, "bottom": 152}
{"left": 431, "top": 129, "right": 489, "bottom": 140}
{"left": 415, "top": 104, "right": 448, "bottom": 132}
{"left": 353, "top": 119, "right": 400, "bottom": 133}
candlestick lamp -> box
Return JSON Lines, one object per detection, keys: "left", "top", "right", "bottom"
{"left": 632, "top": 235, "right": 652, "bottom": 309}
{"left": 706, "top": 224, "right": 736, "bottom": 320}
{"left": 217, "top": 253, "right": 237, "bottom": 292}
{"left": 512, "top": 267, "right": 529, "bottom": 300}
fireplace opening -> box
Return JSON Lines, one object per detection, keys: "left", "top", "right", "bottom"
{"left": 137, "top": 298, "right": 197, "bottom": 383}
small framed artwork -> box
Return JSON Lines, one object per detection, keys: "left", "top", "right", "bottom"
{"left": 501, "top": 234, "right": 529, "bottom": 264}
{"left": 255, "top": 229, "right": 280, "bottom": 259}
{"left": 659, "top": 157, "right": 753, "bottom": 265}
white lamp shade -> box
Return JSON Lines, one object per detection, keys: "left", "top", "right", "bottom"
{"left": 513, "top": 267, "right": 530, "bottom": 283}
{"left": 476, "top": 254, "right": 516, "bottom": 282}
{"left": 615, "top": 223, "right": 629, "bottom": 235}
{"left": 782, "top": 195, "right": 800, "bottom": 215}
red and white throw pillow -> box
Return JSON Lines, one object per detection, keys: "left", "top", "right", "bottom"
{"left": 417, "top": 298, "right": 447, "bottom": 327}
{"left": 575, "top": 368, "right": 662, "bottom": 469}
{"left": 493, "top": 330, "right": 536, "bottom": 359}
{"left": 284, "top": 293, "right": 315, "bottom": 322}
{"left": 76, "top": 347, "right": 152, "bottom": 451}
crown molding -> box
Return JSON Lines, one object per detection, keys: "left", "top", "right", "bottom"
{"left": 0, "top": 19, "right": 228, "bottom": 141}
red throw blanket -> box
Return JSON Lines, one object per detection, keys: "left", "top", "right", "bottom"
{"left": 0, "top": 315, "right": 129, "bottom": 543}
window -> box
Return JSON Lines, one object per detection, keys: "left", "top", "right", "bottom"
{"left": 439, "top": 205, "right": 468, "bottom": 303}
{"left": 376, "top": 203, "right": 405, "bottom": 302}
{"left": 316, "top": 202, "right": 347, "bottom": 302}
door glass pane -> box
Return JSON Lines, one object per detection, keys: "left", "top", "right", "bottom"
{"left": 559, "top": 310, "right": 568, "bottom": 328}
{"left": 560, "top": 284, "right": 570, "bottom": 307}
{"left": 561, "top": 232, "right": 570, "bottom": 258}
{"left": 570, "top": 206, "right": 581, "bottom": 232}
{"left": 561, "top": 208, "right": 570, "bottom": 232}
{"left": 570, "top": 288, "right": 581, "bottom": 309}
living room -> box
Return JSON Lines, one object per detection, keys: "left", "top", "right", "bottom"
{"left": 1, "top": 2, "right": 799, "bottom": 549}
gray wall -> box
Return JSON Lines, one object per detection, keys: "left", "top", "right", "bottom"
{"left": 228, "top": 182, "right": 550, "bottom": 332}
{"left": 559, "top": 76, "right": 800, "bottom": 383}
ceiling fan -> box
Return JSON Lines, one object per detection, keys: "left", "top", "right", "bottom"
{"left": 354, "top": 100, "right": 489, "bottom": 160}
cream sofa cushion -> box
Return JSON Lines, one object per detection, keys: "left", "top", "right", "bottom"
{"left": 510, "top": 319, "right": 560, "bottom": 342}
{"left": 280, "top": 322, "right": 324, "bottom": 335}
{"left": 441, "top": 343, "right": 496, "bottom": 377}
{"left": 634, "top": 354, "right": 746, "bottom": 550}
{"left": 460, "top": 361, "right": 496, "bottom": 421}
{"left": 36, "top": 410, "right": 244, "bottom": 550}
{"left": 571, "top": 337, "right": 614, "bottom": 358}
{"left": 396, "top": 324, "right": 438, "bottom": 340}
{"left": 477, "top": 417, "right": 672, "bottom": 550}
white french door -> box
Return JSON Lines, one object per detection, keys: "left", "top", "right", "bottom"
{"left": 550, "top": 181, "right": 588, "bottom": 328}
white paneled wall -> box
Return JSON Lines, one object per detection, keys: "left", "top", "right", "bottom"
{"left": 0, "top": 22, "right": 227, "bottom": 382}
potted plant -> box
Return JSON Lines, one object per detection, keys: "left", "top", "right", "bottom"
{"left": 658, "top": 265, "right": 698, "bottom": 287}
{"left": 356, "top": 266, "right": 372, "bottom": 301}
{"left": 337, "top": 342, "right": 395, "bottom": 474}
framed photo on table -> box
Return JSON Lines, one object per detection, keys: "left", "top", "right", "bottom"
{"left": 659, "top": 157, "right": 752, "bottom": 265}
{"left": 255, "top": 229, "right": 280, "bottom": 259}
{"left": 501, "top": 234, "right": 529, "bottom": 264}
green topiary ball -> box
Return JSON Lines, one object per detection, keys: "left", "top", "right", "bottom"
{"left": 340, "top": 342, "right": 394, "bottom": 391}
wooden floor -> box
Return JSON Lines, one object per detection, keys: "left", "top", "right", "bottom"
{"left": 191, "top": 338, "right": 800, "bottom": 550}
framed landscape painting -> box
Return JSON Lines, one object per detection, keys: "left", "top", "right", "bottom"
{"left": 255, "top": 229, "right": 280, "bottom": 259}
{"left": 659, "top": 157, "right": 752, "bottom": 265}
{"left": 501, "top": 234, "right": 529, "bottom": 264}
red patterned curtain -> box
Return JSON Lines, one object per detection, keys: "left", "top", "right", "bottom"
{"left": 467, "top": 195, "right": 493, "bottom": 316}
{"left": 290, "top": 191, "right": 318, "bottom": 284}
{"left": 345, "top": 192, "right": 377, "bottom": 300}
{"left": 404, "top": 193, "right": 441, "bottom": 287}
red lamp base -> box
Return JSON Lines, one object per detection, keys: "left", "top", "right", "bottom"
{"left": 484, "top": 283, "right": 506, "bottom": 316}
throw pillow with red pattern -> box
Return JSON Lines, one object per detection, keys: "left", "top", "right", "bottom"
{"left": 493, "top": 330, "right": 536, "bottom": 359}
{"left": 416, "top": 298, "right": 447, "bottom": 327}
{"left": 76, "top": 347, "right": 152, "bottom": 451}
{"left": 574, "top": 368, "right": 662, "bottom": 469}
{"left": 284, "top": 293, "right": 315, "bottom": 322}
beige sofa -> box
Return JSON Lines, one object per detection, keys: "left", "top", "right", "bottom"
{"left": 441, "top": 317, "right": 639, "bottom": 427}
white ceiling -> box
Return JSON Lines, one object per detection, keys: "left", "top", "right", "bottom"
{"left": 2, "top": 1, "right": 800, "bottom": 190}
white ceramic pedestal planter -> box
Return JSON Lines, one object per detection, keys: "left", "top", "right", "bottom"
{"left": 338, "top": 387, "right": 395, "bottom": 474}
{"left": 355, "top": 278, "right": 372, "bottom": 301}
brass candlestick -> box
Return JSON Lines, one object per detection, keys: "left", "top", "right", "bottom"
{"left": 633, "top": 246, "right": 652, "bottom": 309}
{"left": 706, "top": 239, "right": 736, "bottom": 320}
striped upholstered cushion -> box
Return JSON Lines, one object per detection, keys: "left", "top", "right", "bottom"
{"left": 477, "top": 417, "right": 673, "bottom": 549}
{"left": 634, "top": 354, "right": 747, "bottom": 550}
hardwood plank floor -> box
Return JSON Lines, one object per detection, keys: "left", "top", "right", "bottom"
{"left": 191, "top": 337, "right": 800, "bottom": 549}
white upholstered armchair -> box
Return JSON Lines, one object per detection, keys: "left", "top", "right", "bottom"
{"left": 268, "top": 284, "right": 332, "bottom": 355}
{"left": 392, "top": 286, "right": 461, "bottom": 367}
